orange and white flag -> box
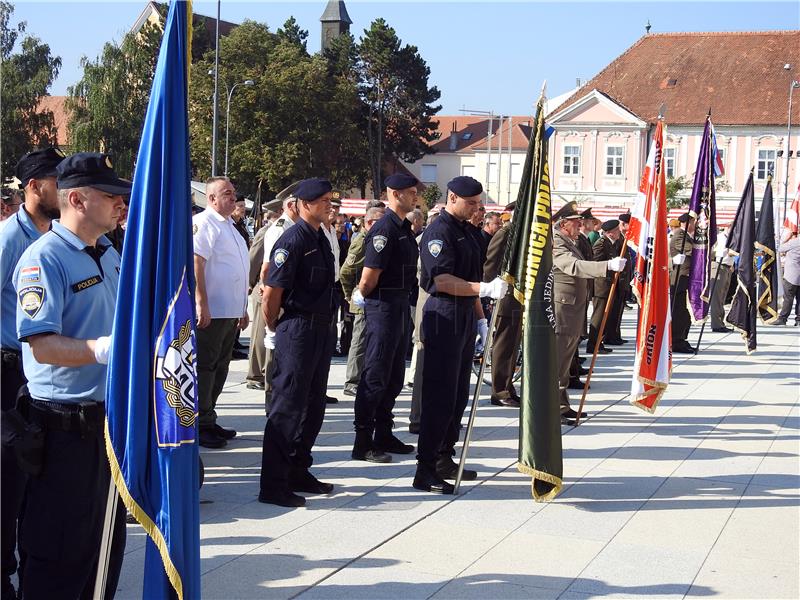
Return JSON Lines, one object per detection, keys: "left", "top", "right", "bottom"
{"left": 630, "top": 120, "right": 672, "bottom": 413}
{"left": 784, "top": 182, "right": 799, "bottom": 234}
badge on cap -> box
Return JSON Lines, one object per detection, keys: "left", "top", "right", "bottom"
{"left": 428, "top": 239, "right": 443, "bottom": 258}
{"left": 105, "top": 156, "right": 113, "bottom": 168}
{"left": 373, "top": 235, "right": 387, "bottom": 253}
{"left": 274, "top": 248, "right": 289, "bottom": 268}
{"left": 54, "top": 148, "right": 66, "bottom": 158}
{"left": 18, "top": 286, "right": 45, "bottom": 318}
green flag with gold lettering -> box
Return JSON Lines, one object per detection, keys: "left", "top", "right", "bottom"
{"left": 501, "top": 93, "right": 562, "bottom": 501}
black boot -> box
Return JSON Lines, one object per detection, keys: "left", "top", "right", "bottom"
{"left": 412, "top": 463, "right": 454, "bottom": 494}
{"left": 436, "top": 455, "right": 477, "bottom": 481}
{"left": 374, "top": 429, "right": 415, "bottom": 455}
{"left": 351, "top": 429, "right": 391, "bottom": 463}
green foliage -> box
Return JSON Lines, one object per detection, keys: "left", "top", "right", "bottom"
{"left": 66, "top": 22, "right": 161, "bottom": 179}
{"left": 421, "top": 183, "right": 441, "bottom": 210}
{"left": 0, "top": 1, "right": 61, "bottom": 181}
{"left": 665, "top": 176, "right": 688, "bottom": 209}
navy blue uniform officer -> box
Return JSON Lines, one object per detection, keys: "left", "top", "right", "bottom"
{"left": 13, "top": 152, "right": 130, "bottom": 599}
{"left": 414, "top": 176, "right": 508, "bottom": 494}
{"left": 259, "top": 178, "right": 338, "bottom": 508}
{"left": 350, "top": 173, "right": 419, "bottom": 463}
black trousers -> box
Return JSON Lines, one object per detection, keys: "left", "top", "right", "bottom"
{"left": 417, "top": 298, "right": 477, "bottom": 466}
{"left": 779, "top": 279, "right": 800, "bottom": 323}
{"left": 671, "top": 275, "right": 691, "bottom": 342}
{"left": 260, "top": 315, "right": 334, "bottom": 492}
{"left": 354, "top": 300, "right": 411, "bottom": 435}
{"left": 20, "top": 408, "right": 126, "bottom": 600}
{"left": 587, "top": 296, "right": 608, "bottom": 349}
{"left": 1, "top": 354, "right": 26, "bottom": 600}
{"left": 196, "top": 318, "right": 239, "bottom": 430}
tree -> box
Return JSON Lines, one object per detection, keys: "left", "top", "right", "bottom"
{"left": 421, "top": 183, "right": 441, "bottom": 210}
{"left": 65, "top": 23, "right": 161, "bottom": 179}
{"left": 0, "top": 1, "right": 61, "bottom": 181}
{"left": 357, "top": 19, "right": 441, "bottom": 196}
{"left": 666, "top": 176, "right": 688, "bottom": 209}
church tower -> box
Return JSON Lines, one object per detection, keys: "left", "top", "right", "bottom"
{"left": 320, "top": 0, "right": 352, "bottom": 52}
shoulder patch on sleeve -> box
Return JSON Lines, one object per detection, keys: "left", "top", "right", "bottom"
{"left": 19, "top": 266, "right": 41, "bottom": 284}
{"left": 427, "top": 239, "right": 444, "bottom": 258}
{"left": 18, "top": 285, "right": 45, "bottom": 318}
{"left": 373, "top": 235, "right": 388, "bottom": 253}
{"left": 274, "top": 248, "right": 289, "bottom": 268}
{"left": 192, "top": 223, "right": 199, "bottom": 235}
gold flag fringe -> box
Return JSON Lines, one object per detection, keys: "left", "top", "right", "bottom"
{"left": 517, "top": 462, "right": 562, "bottom": 502}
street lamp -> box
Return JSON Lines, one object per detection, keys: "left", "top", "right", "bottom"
{"left": 784, "top": 77, "right": 800, "bottom": 222}
{"left": 224, "top": 80, "right": 255, "bottom": 177}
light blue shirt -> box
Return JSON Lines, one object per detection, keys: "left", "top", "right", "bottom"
{"left": 14, "top": 221, "right": 120, "bottom": 403}
{"left": 0, "top": 207, "right": 45, "bottom": 350}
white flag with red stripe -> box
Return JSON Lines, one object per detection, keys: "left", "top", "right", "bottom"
{"left": 630, "top": 120, "right": 672, "bottom": 413}
{"left": 784, "top": 182, "right": 800, "bottom": 234}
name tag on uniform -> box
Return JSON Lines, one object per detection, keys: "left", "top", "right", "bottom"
{"left": 304, "top": 249, "right": 318, "bottom": 256}
{"left": 72, "top": 276, "right": 102, "bottom": 293}
{"left": 456, "top": 237, "right": 465, "bottom": 242}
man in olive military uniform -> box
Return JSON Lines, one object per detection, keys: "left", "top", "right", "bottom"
{"left": 670, "top": 212, "right": 696, "bottom": 353}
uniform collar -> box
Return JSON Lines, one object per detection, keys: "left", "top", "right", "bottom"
{"left": 204, "top": 206, "right": 228, "bottom": 223}
{"left": 51, "top": 221, "right": 111, "bottom": 252}
{"left": 439, "top": 209, "right": 466, "bottom": 229}
{"left": 14, "top": 205, "right": 44, "bottom": 241}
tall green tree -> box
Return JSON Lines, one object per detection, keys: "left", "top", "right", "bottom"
{"left": 357, "top": 19, "right": 441, "bottom": 196}
{"left": 65, "top": 23, "right": 161, "bottom": 179}
{"left": 0, "top": 1, "right": 61, "bottom": 181}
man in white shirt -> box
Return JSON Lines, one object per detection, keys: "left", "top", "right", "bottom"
{"left": 193, "top": 177, "right": 250, "bottom": 448}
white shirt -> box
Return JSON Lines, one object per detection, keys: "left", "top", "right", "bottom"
{"left": 322, "top": 223, "right": 340, "bottom": 281}
{"left": 193, "top": 207, "right": 249, "bottom": 318}
{"left": 261, "top": 213, "right": 297, "bottom": 268}
{"left": 715, "top": 232, "right": 734, "bottom": 267}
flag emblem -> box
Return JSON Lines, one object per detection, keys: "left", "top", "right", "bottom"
{"left": 373, "top": 235, "right": 387, "bottom": 253}
{"left": 428, "top": 239, "right": 443, "bottom": 257}
{"left": 19, "top": 266, "right": 41, "bottom": 283}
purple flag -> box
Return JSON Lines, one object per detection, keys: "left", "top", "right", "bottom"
{"left": 687, "top": 116, "right": 718, "bottom": 322}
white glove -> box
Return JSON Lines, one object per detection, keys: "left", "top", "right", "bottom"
{"left": 264, "top": 327, "right": 276, "bottom": 350}
{"left": 352, "top": 288, "right": 366, "bottom": 308}
{"left": 672, "top": 254, "right": 687, "bottom": 266}
{"left": 476, "top": 318, "right": 489, "bottom": 352}
{"left": 607, "top": 257, "right": 627, "bottom": 272}
{"left": 479, "top": 277, "right": 508, "bottom": 300}
{"left": 94, "top": 335, "right": 111, "bottom": 365}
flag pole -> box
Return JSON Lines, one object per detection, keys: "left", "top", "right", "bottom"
{"left": 454, "top": 304, "right": 500, "bottom": 493}
{"left": 92, "top": 479, "right": 119, "bottom": 600}
{"left": 575, "top": 238, "right": 628, "bottom": 426}
{"left": 694, "top": 256, "right": 725, "bottom": 353}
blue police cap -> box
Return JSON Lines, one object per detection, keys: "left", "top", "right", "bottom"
{"left": 56, "top": 152, "right": 132, "bottom": 195}
{"left": 447, "top": 176, "right": 483, "bottom": 198}
{"left": 15, "top": 147, "right": 67, "bottom": 187}
{"left": 295, "top": 178, "right": 332, "bottom": 201}
{"left": 601, "top": 219, "right": 620, "bottom": 232}
{"left": 384, "top": 173, "right": 418, "bottom": 190}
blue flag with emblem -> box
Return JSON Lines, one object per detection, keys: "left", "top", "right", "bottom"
{"left": 104, "top": 1, "right": 200, "bottom": 598}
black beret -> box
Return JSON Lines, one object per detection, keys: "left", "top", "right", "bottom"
{"left": 580, "top": 208, "right": 595, "bottom": 219}
{"left": 447, "top": 176, "right": 483, "bottom": 197}
{"left": 56, "top": 152, "right": 132, "bottom": 195}
{"left": 384, "top": 173, "right": 418, "bottom": 190}
{"left": 601, "top": 219, "right": 620, "bottom": 232}
{"left": 295, "top": 178, "right": 332, "bottom": 201}
{"left": 678, "top": 212, "right": 692, "bottom": 223}
{"left": 551, "top": 201, "right": 581, "bottom": 222}
{"left": 505, "top": 201, "right": 516, "bottom": 211}
{"left": 618, "top": 212, "right": 631, "bottom": 224}
{"left": 15, "top": 147, "right": 67, "bottom": 187}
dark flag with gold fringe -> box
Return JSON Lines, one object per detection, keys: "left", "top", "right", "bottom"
{"left": 725, "top": 170, "right": 757, "bottom": 353}
{"left": 755, "top": 177, "right": 779, "bottom": 323}
{"left": 501, "top": 91, "right": 562, "bottom": 501}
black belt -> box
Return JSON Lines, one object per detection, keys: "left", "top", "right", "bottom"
{"left": 430, "top": 293, "right": 477, "bottom": 304}
{"left": 28, "top": 398, "right": 105, "bottom": 434}
{"left": 284, "top": 312, "right": 333, "bottom": 325}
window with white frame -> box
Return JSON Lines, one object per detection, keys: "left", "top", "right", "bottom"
{"left": 420, "top": 164, "right": 437, "bottom": 183}
{"left": 606, "top": 146, "right": 624, "bottom": 176}
{"left": 563, "top": 145, "right": 580, "bottom": 175}
{"left": 756, "top": 149, "right": 776, "bottom": 180}
{"left": 664, "top": 147, "right": 677, "bottom": 179}
{"left": 510, "top": 163, "right": 522, "bottom": 184}
{"left": 489, "top": 161, "right": 499, "bottom": 183}
{"left": 461, "top": 164, "right": 476, "bottom": 178}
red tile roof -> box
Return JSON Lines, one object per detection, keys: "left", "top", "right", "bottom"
{"left": 428, "top": 116, "right": 534, "bottom": 153}
{"left": 550, "top": 31, "right": 800, "bottom": 126}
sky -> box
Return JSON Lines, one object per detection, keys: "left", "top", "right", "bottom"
{"left": 9, "top": 0, "right": 800, "bottom": 115}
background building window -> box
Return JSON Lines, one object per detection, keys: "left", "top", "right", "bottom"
{"left": 420, "top": 164, "right": 437, "bottom": 183}
{"left": 606, "top": 146, "right": 624, "bottom": 176}
{"left": 563, "top": 145, "right": 580, "bottom": 175}
{"left": 461, "top": 164, "right": 476, "bottom": 178}
{"left": 510, "top": 163, "right": 522, "bottom": 184}
{"left": 664, "top": 147, "right": 677, "bottom": 179}
{"left": 489, "top": 161, "right": 499, "bottom": 183}
{"left": 757, "top": 149, "right": 776, "bottom": 180}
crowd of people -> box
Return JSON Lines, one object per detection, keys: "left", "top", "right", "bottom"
{"left": 2, "top": 146, "right": 799, "bottom": 598}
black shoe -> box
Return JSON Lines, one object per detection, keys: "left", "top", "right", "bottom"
{"left": 436, "top": 456, "right": 477, "bottom": 481}
{"left": 246, "top": 380, "right": 265, "bottom": 390}
{"left": 563, "top": 408, "right": 588, "bottom": 419}
{"left": 258, "top": 489, "right": 306, "bottom": 508}
{"left": 568, "top": 377, "right": 588, "bottom": 390}
{"left": 214, "top": 423, "right": 237, "bottom": 440}
{"left": 412, "top": 464, "right": 454, "bottom": 494}
{"left": 578, "top": 356, "right": 586, "bottom": 364}
{"left": 325, "top": 395, "right": 339, "bottom": 404}
{"left": 351, "top": 447, "right": 392, "bottom": 463}
{"left": 560, "top": 416, "right": 577, "bottom": 426}
{"left": 290, "top": 471, "right": 334, "bottom": 495}
{"left": 673, "top": 341, "right": 696, "bottom": 354}
{"left": 408, "top": 422, "right": 420, "bottom": 434}
{"left": 591, "top": 345, "right": 612, "bottom": 354}
{"left": 771, "top": 319, "right": 787, "bottom": 326}
{"left": 199, "top": 430, "right": 227, "bottom": 449}
{"left": 343, "top": 388, "right": 357, "bottom": 397}
{"left": 712, "top": 326, "right": 733, "bottom": 333}
{"left": 579, "top": 367, "right": 590, "bottom": 376}
{"left": 374, "top": 433, "right": 415, "bottom": 455}
{"left": 490, "top": 396, "right": 520, "bottom": 408}
{"left": 604, "top": 338, "right": 625, "bottom": 346}
{"left": 231, "top": 350, "right": 248, "bottom": 360}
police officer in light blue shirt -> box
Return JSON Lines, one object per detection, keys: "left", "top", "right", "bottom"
{"left": 13, "top": 152, "right": 130, "bottom": 600}
{"left": 0, "top": 147, "right": 64, "bottom": 600}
